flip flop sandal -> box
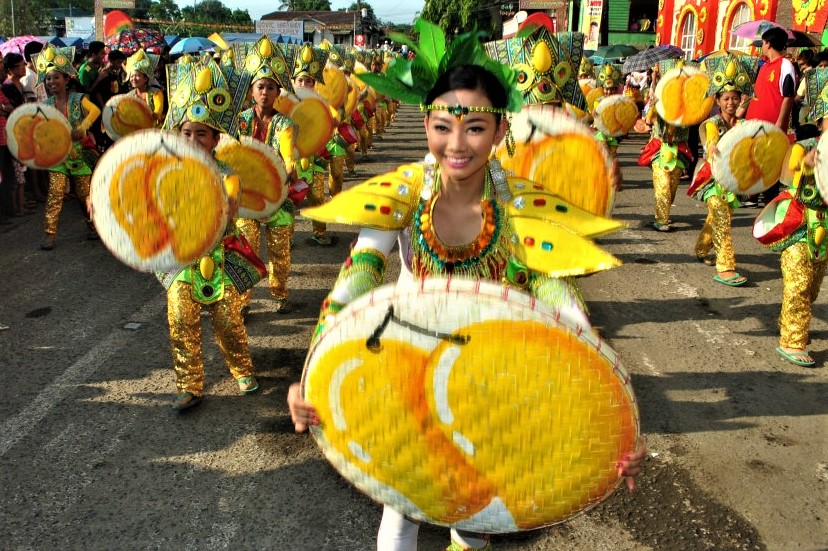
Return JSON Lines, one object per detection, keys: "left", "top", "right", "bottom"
{"left": 172, "top": 392, "right": 203, "bottom": 412}
{"left": 775, "top": 346, "right": 816, "bottom": 367}
{"left": 651, "top": 222, "right": 671, "bottom": 232}
{"left": 237, "top": 376, "right": 260, "bottom": 394}
{"left": 697, "top": 255, "right": 716, "bottom": 266}
{"left": 713, "top": 273, "right": 747, "bottom": 287}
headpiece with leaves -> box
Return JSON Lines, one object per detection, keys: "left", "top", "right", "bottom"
{"left": 358, "top": 18, "right": 523, "bottom": 113}
{"left": 35, "top": 44, "right": 77, "bottom": 86}
{"left": 805, "top": 67, "right": 828, "bottom": 123}
{"left": 125, "top": 48, "right": 160, "bottom": 81}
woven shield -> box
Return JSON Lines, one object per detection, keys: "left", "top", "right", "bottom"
{"left": 303, "top": 277, "right": 639, "bottom": 532}
{"left": 5, "top": 103, "right": 72, "bottom": 169}
{"left": 102, "top": 94, "right": 156, "bottom": 141}
{"left": 90, "top": 129, "right": 227, "bottom": 272}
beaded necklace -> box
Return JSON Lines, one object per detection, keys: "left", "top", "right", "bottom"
{"left": 411, "top": 158, "right": 512, "bottom": 280}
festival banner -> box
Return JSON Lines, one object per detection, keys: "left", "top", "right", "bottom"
{"left": 582, "top": 0, "right": 604, "bottom": 50}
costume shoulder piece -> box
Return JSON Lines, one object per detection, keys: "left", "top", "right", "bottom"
{"left": 301, "top": 163, "right": 425, "bottom": 230}
{"left": 507, "top": 177, "right": 623, "bottom": 277}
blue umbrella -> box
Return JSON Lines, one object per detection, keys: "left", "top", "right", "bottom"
{"left": 169, "top": 37, "right": 215, "bottom": 55}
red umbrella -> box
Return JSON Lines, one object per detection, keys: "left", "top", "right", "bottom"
{"left": 105, "top": 29, "right": 165, "bottom": 55}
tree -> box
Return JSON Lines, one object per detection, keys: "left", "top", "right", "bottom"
{"left": 419, "top": 0, "right": 498, "bottom": 40}
{"left": 279, "top": 0, "right": 332, "bottom": 10}
{"left": 149, "top": 0, "right": 180, "bottom": 22}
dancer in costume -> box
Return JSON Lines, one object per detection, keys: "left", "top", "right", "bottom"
{"left": 323, "top": 44, "right": 360, "bottom": 175}
{"left": 233, "top": 36, "right": 298, "bottom": 314}
{"left": 287, "top": 21, "right": 645, "bottom": 550}
{"left": 35, "top": 44, "right": 101, "bottom": 250}
{"left": 291, "top": 43, "right": 337, "bottom": 246}
{"left": 593, "top": 63, "right": 624, "bottom": 157}
{"left": 755, "top": 68, "right": 828, "bottom": 368}
{"left": 125, "top": 48, "right": 165, "bottom": 126}
{"left": 690, "top": 53, "right": 759, "bottom": 287}
{"left": 369, "top": 51, "right": 389, "bottom": 135}
{"left": 161, "top": 57, "right": 259, "bottom": 410}
{"left": 637, "top": 60, "right": 695, "bottom": 232}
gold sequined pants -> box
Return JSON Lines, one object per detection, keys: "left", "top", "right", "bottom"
{"left": 45, "top": 172, "right": 92, "bottom": 235}
{"left": 235, "top": 218, "right": 293, "bottom": 305}
{"left": 345, "top": 144, "right": 356, "bottom": 173}
{"left": 167, "top": 280, "right": 253, "bottom": 396}
{"left": 359, "top": 126, "right": 370, "bottom": 156}
{"left": 376, "top": 106, "right": 388, "bottom": 134}
{"left": 652, "top": 166, "right": 680, "bottom": 225}
{"left": 310, "top": 170, "right": 329, "bottom": 238}
{"left": 779, "top": 242, "right": 827, "bottom": 350}
{"left": 367, "top": 116, "right": 376, "bottom": 145}
{"left": 694, "top": 195, "right": 736, "bottom": 272}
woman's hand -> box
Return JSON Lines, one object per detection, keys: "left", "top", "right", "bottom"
{"left": 287, "top": 383, "right": 319, "bottom": 433}
{"left": 71, "top": 128, "right": 85, "bottom": 141}
{"left": 617, "top": 436, "right": 647, "bottom": 492}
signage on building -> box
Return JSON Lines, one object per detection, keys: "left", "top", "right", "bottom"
{"left": 519, "top": 0, "right": 565, "bottom": 8}
{"left": 354, "top": 34, "right": 366, "bottom": 46}
{"left": 581, "top": 0, "right": 603, "bottom": 50}
{"left": 103, "top": 0, "right": 135, "bottom": 7}
{"left": 66, "top": 16, "right": 95, "bottom": 37}
{"left": 255, "top": 20, "right": 304, "bottom": 42}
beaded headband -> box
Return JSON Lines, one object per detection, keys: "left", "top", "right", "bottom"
{"left": 420, "top": 103, "right": 510, "bottom": 120}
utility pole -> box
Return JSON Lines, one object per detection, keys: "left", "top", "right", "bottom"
{"left": 11, "top": 0, "right": 16, "bottom": 35}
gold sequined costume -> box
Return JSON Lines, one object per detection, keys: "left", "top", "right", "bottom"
{"left": 167, "top": 280, "right": 253, "bottom": 395}
{"left": 236, "top": 217, "right": 293, "bottom": 304}
{"left": 44, "top": 172, "right": 93, "bottom": 235}
{"left": 652, "top": 165, "right": 680, "bottom": 226}
{"left": 694, "top": 194, "right": 735, "bottom": 271}
{"left": 780, "top": 242, "right": 827, "bottom": 350}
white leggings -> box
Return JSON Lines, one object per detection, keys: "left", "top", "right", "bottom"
{"left": 377, "top": 506, "right": 488, "bottom": 550}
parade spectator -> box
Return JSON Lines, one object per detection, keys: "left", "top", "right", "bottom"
{"left": 0, "top": 57, "right": 14, "bottom": 224}
{"left": 21, "top": 41, "right": 44, "bottom": 103}
{"left": 86, "top": 50, "right": 127, "bottom": 151}
{"left": 2, "top": 53, "right": 33, "bottom": 216}
{"left": 77, "top": 41, "right": 106, "bottom": 93}
{"left": 746, "top": 27, "right": 796, "bottom": 132}
{"left": 795, "top": 50, "right": 819, "bottom": 140}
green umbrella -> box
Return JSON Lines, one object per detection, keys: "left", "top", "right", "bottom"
{"left": 591, "top": 44, "right": 640, "bottom": 63}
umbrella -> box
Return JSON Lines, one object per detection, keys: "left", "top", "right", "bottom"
{"left": 623, "top": 45, "right": 684, "bottom": 72}
{"left": 789, "top": 30, "right": 822, "bottom": 47}
{"left": 169, "top": 37, "right": 216, "bottom": 55}
{"left": 590, "top": 44, "right": 640, "bottom": 63}
{"left": 0, "top": 35, "right": 43, "bottom": 56}
{"left": 106, "top": 28, "right": 166, "bottom": 55}
{"left": 731, "top": 20, "right": 794, "bottom": 41}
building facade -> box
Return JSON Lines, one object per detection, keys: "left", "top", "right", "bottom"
{"left": 655, "top": 0, "right": 811, "bottom": 59}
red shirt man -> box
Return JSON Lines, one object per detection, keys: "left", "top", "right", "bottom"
{"left": 746, "top": 27, "right": 796, "bottom": 132}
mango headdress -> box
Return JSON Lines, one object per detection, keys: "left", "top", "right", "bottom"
{"left": 35, "top": 44, "right": 77, "bottom": 85}
{"left": 702, "top": 53, "right": 759, "bottom": 97}
{"left": 125, "top": 48, "right": 160, "bottom": 81}
{"left": 596, "top": 63, "right": 623, "bottom": 90}
{"left": 242, "top": 35, "right": 294, "bottom": 91}
{"left": 290, "top": 43, "right": 329, "bottom": 83}
{"left": 357, "top": 18, "right": 523, "bottom": 116}
{"left": 805, "top": 67, "right": 828, "bottom": 123}
{"left": 329, "top": 45, "right": 356, "bottom": 73}
{"left": 164, "top": 56, "right": 249, "bottom": 133}
{"left": 483, "top": 13, "right": 586, "bottom": 109}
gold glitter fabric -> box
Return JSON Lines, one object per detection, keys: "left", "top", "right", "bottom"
{"left": 779, "top": 242, "right": 828, "bottom": 349}
{"left": 345, "top": 144, "right": 356, "bottom": 173}
{"left": 652, "top": 165, "right": 680, "bottom": 225}
{"left": 235, "top": 218, "right": 293, "bottom": 304}
{"left": 359, "top": 125, "right": 370, "bottom": 156}
{"left": 265, "top": 224, "right": 293, "bottom": 301}
{"left": 167, "top": 280, "right": 253, "bottom": 396}
{"left": 311, "top": 170, "right": 329, "bottom": 237}
{"left": 44, "top": 172, "right": 91, "bottom": 235}
{"left": 235, "top": 218, "right": 261, "bottom": 307}
{"left": 376, "top": 105, "right": 388, "bottom": 134}
{"left": 368, "top": 116, "right": 377, "bottom": 143}
{"left": 329, "top": 154, "right": 345, "bottom": 197}
{"left": 694, "top": 194, "right": 735, "bottom": 272}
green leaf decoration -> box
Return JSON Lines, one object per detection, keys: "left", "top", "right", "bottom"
{"left": 414, "top": 18, "right": 446, "bottom": 75}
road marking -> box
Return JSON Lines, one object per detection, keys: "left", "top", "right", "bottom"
{"left": 0, "top": 295, "right": 166, "bottom": 457}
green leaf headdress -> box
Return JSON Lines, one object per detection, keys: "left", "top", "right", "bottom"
{"left": 35, "top": 44, "right": 77, "bottom": 86}
{"left": 358, "top": 18, "right": 523, "bottom": 115}
{"left": 805, "top": 67, "right": 828, "bottom": 124}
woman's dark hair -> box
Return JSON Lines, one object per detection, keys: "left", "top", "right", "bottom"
{"left": 23, "top": 41, "right": 43, "bottom": 63}
{"left": 88, "top": 41, "right": 106, "bottom": 56}
{"left": 797, "top": 49, "right": 815, "bottom": 67}
{"left": 715, "top": 89, "right": 742, "bottom": 100}
{"left": 108, "top": 50, "right": 127, "bottom": 63}
{"left": 4, "top": 53, "right": 23, "bottom": 72}
{"left": 424, "top": 64, "right": 508, "bottom": 122}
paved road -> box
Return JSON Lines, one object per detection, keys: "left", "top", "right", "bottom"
{"left": 0, "top": 106, "right": 825, "bottom": 550}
